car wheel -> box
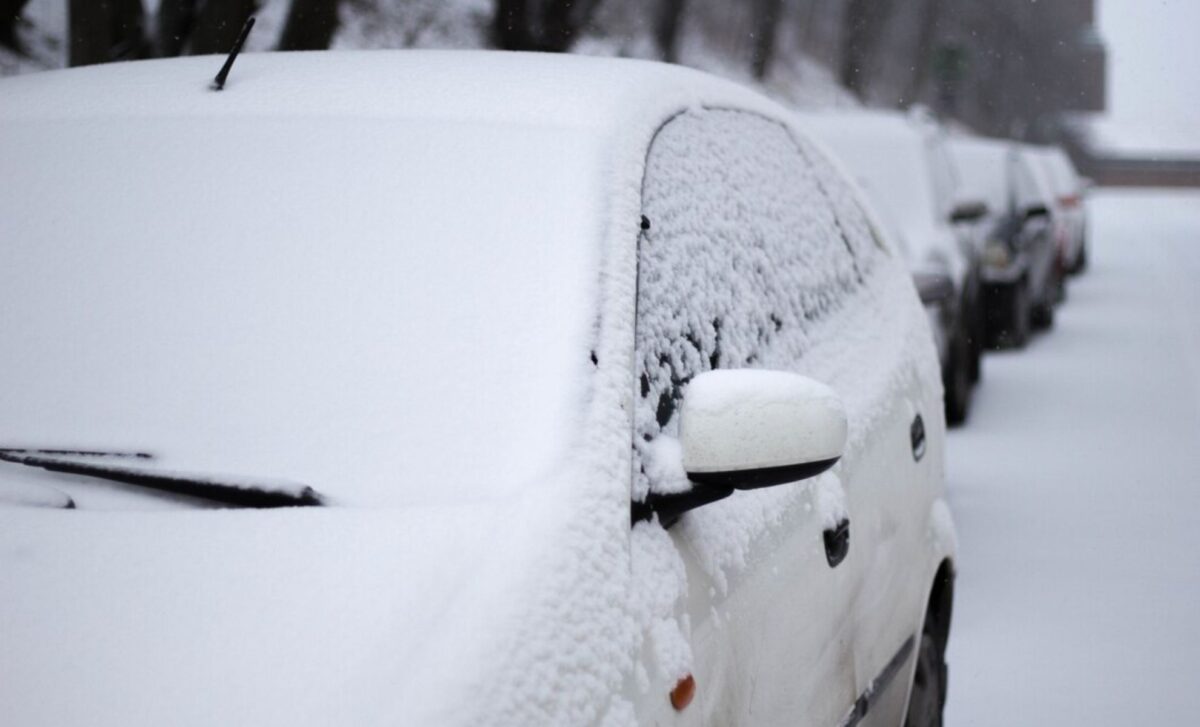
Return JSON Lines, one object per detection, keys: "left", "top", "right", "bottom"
{"left": 1031, "top": 293, "right": 1055, "bottom": 330}
{"left": 1009, "top": 280, "right": 1031, "bottom": 348}
{"left": 944, "top": 332, "right": 971, "bottom": 426}
{"left": 904, "top": 630, "right": 946, "bottom": 727}
{"left": 967, "top": 304, "right": 983, "bottom": 384}
{"left": 1073, "top": 242, "right": 1089, "bottom": 274}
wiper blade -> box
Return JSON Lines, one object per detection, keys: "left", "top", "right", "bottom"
{"left": 0, "top": 449, "right": 324, "bottom": 508}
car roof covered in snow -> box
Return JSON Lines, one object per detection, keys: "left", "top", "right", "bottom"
{"left": 0, "top": 49, "right": 777, "bottom": 131}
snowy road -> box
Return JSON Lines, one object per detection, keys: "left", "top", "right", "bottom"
{"left": 944, "top": 189, "right": 1200, "bottom": 724}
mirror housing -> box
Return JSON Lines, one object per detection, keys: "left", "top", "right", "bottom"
{"left": 681, "top": 370, "right": 846, "bottom": 488}
{"left": 1023, "top": 203, "right": 1050, "bottom": 221}
{"left": 949, "top": 200, "right": 988, "bottom": 224}
{"left": 633, "top": 370, "right": 847, "bottom": 528}
{"left": 913, "top": 271, "right": 955, "bottom": 305}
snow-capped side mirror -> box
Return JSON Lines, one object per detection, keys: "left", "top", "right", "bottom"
{"left": 1023, "top": 203, "right": 1050, "bottom": 221}
{"left": 681, "top": 370, "right": 847, "bottom": 488}
{"left": 949, "top": 199, "right": 988, "bottom": 224}
{"left": 632, "top": 371, "right": 846, "bottom": 528}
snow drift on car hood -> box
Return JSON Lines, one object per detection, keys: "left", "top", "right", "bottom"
{"left": 0, "top": 500, "right": 566, "bottom": 726}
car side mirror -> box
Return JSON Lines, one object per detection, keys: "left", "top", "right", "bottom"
{"left": 1023, "top": 204, "right": 1050, "bottom": 220}
{"left": 633, "top": 370, "right": 847, "bottom": 528}
{"left": 913, "top": 271, "right": 955, "bottom": 305}
{"left": 949, "top": 200, "right": 988, "bottom": 224}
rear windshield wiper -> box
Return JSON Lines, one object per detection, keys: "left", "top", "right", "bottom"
{"left": 0, "top": 448, "right": 324, "bottom": 508}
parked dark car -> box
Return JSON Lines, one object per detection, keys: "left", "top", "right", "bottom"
{"left": 949, "top": 137, "right": 1061, "bottom": 347}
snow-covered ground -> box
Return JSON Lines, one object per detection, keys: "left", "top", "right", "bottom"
{"left": 945, "top": 189, "right": 1200, "bottom": 723}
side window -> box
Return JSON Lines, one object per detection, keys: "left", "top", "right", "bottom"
{"left": 633, "top": 109, "right": 871, "bottom": 498}
{"left": 797, "top": 135, "right": 889, "bottom": 262}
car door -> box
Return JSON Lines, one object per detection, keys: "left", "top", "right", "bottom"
{"left": 800, "top": 139, "right": 947, "bottom": 725}
{"left": 630, "top": 108, "right": 870, "bottom": 725}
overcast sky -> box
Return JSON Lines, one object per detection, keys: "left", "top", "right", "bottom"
{"left": 1098, "top": 0, "right": 1200, "bottom": 124}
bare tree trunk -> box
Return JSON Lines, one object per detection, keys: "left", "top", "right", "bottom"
{"left": 156, "top": 0, "right": 197, "bottom": 56}
{"left": 493, "top": 0, "right": 533, "bottom": 50}
{"left": 840, "top": 0, "right": 892, "bottom": 99}
{"left": 749, "top": 0, "right": 783, "bottom": 80}
{"left": 278, "top": 0, "right": 341, "bottom": 51}
{"left": 69, "top": 0, "right": 147, "bottom": 66}
{"left": 0, "top": 0, "right": 29, "bottom": 50}
{"left": 654, "top": 0, "right": 686, "bottom": 62}
{"left": 543, "top": 0, "right": 600, "bottom": 51}
{"left": 492, "top": 0, "right": 602, "bottom": 52}
{"left": 901, "top": 0, "right": 944, "bottom": 106}
{"left": 189, "top": 0, "right": 256, "bottom": 55}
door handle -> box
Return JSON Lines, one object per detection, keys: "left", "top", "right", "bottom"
{"left": 910, "top": 413, "right": 926, "bottom": 462}
{"left": 823, "top": 518, "right": 850, "bottom": 568}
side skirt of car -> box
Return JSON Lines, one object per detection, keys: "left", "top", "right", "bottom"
{"left": 837, "top": 634, "right": 917, "bottom": 727}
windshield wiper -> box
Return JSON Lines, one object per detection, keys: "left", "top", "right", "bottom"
{"left": 0, "top": 448, "right": 324, "bottom": 508}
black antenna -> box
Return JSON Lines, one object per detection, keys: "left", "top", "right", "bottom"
{"left": 211, "top": 16, "right": 256, "bottom": 91}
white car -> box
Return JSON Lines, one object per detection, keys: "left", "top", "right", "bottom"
{"left": 0, "top": 51, "right": 956, "bottom": 727}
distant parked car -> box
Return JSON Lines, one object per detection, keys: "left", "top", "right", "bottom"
{"left": 1022, "top": 145, "right": 1071, "bottom": 307}
{"left": 950, "top": 136, "right": 1062, "bottom": 347}
{"left": 0, "top": 52, "right": 957, "bottom": 727}
{"left": 797, "top": 109, "right": 984, "bottom": 425}
{"left": 1035, "top": 146, "right": 1090, "bottom": 274}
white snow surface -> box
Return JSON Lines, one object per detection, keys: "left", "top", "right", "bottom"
{"left": 946, "top": 190, "right": 1200, "bottom": 724}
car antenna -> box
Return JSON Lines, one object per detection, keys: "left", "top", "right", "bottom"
{"left": 211, "top": 16, "right": 256, "bottom": 91}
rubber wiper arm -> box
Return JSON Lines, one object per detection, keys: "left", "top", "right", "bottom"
{"left": 0, "top": 449, "right": 323, "bottom": 508}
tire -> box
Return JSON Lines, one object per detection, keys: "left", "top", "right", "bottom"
{"left": 1073, "top": 241, "right": 1089, "bottom": 274}
{"left": 904, "top": 630, "right": 946, "bottom": 727}
{"left": 967, "top": 302, "right": 983, "bottom": 384}
{"left": 1030, "top": 293, "right": 1055, "bottom": 330}
{"left": 943, "top": 332, "right": 971, "bottom": 426}
{"left": 1008, "top": 280, "right": 1031, "bottom": 349}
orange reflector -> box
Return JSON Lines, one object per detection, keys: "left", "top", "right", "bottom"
{"left": 670, "top": 674, "right": 696, "bottom": 711}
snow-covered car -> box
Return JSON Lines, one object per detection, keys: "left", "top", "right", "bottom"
{"left": 0, "top": 51, "right": 956, "bottom": 727}
{"left": 796, "top": 109, "right": 984, "bottom": 425}
{"left": 1019, "top": 144, "right": 1071, "bottom": 311}
{"left": 949, "top": 136, "right": 1061, "bottom": 347}
{"left": 1034, "top": 145, "right": 1090, "bottom": 274}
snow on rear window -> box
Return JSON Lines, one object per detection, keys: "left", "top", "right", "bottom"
{"left": 949, "top": 138, "right": 1013, "bottom": 216}
{"left": 632, "top": 109, "right": 876, "bottom": 499}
